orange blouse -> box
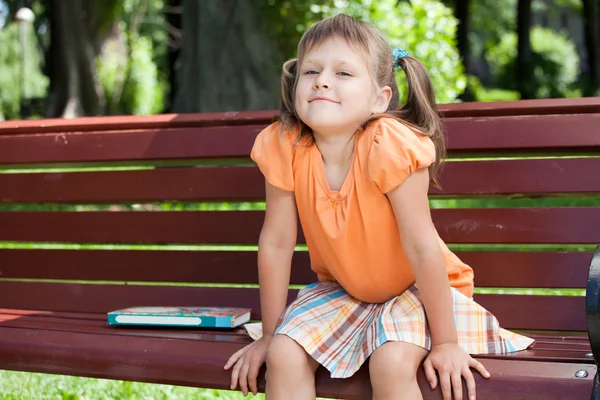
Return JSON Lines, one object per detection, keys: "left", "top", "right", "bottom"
{"left": 250, "top": 117, "right": 474, "bottom": 303}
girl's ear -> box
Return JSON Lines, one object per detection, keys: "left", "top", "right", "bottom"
{"left": 372, "top": 85, "right": 392, "bottom": 114}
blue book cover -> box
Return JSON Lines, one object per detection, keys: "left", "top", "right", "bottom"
{"left": 107, "top": 306, "right": 252, "bottom": 328}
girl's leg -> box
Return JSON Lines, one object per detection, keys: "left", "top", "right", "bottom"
{"left": 265, "top": 334, "right": 320, "bottom": 400}
{"left": 369, "top": 341, "right": 428, "bottom": 400}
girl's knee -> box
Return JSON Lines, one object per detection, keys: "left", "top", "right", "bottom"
{"left": 369, "top": 342, "right": 427, "bottom": 381}
{"left": 266, "top": 334, "right": 313, "bottom": 372}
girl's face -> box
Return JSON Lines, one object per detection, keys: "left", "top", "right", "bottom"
{"left": 295, "top": 37, "right": 390, "bottom": 137}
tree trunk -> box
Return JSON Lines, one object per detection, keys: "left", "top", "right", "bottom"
{"left": 45, "top": 0, "right": 119, "bottom": 118}
{"left": 582, "top": 0, "right": 600, "bottom": 96}
{"left": 165, "top": 0, "right": 182, "bottom": 112}
{"left": 516, "top": 0, "right": 534, "bottom": 99}
{"left": 172, "top": 0, "right": 281, "bottom": 113}
{"left": 455, "top": 0, "right": 473, "bottom": 101}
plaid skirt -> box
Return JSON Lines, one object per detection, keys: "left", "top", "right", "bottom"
{"left": 244, "top": 281, "right": 535, "bottom": 379}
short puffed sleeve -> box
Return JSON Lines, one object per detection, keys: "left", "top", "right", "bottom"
{"left": 367, "top": 118, "right": 436, "bottom": 193}
{"left": 250, "top": 121, "right": 295, "bottom": 191}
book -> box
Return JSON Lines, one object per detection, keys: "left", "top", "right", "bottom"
{"left": 107, "top": 306, "right": 252, "bottom": 328}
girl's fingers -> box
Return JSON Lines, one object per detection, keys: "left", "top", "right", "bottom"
{"left": 230, "top": 357, "right": 243, "bottom": 390}
{"left": 238, "top": 361, "right": 251, "bottom": 396}
{"left": 463, "top": 367, "right": 476, "bottom": 400}
{"left": 451, "top": 371, "right": 464, "bottom": 400}
{"left": 470, "top": 358, "right": 491, "bottom": 379}
{"left": 423, "top": 359, "right": 437, "bottom": 389}
{"left": 224, "top": 348, "right": 244, "bottom": 370}
{"left": 248, "top": 359, "right": 261, "bottom": 395}
{"left": 439, "top": 370, "right": 452, "bottom": 400}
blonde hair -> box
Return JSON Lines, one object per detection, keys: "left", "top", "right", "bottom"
{"left": 277, "top": 13, "right": 446, "bottom": 187}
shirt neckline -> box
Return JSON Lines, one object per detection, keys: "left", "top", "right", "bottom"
{"left": 311, "top": 135, "right": 358, "bottom": 201}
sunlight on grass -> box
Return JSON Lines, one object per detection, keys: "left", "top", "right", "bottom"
{"left": 0, "top": 370, "right": 263, "bottom": 400}
{"left": 0, "top": 370, "right": 336, "bottom": 400}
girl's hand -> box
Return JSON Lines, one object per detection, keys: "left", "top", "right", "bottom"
{"left": 224, "top": 337, "right": 271, "bottom": 396}
{"left": 424, "top": 342, "right": 490, "bottom": 400}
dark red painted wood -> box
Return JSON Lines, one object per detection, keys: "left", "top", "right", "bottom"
{"left": 0, "top": 308, "right": 591, "bottom": 346}
{"left": 0, "top": 282, "right": 586, "bottom": 331}
{"left": 438, "top": 96, "right": 600, "bottom": 117}
{"left": 0, "top": 167, "right": 265, "bottom": 203}
{"left": 1, "top": 158, "right": 599, "bottom": 203}
{"left": 0, "top": 125, "right": 264, "bottom": 164}
{"left": 0, "top": 324, "right": 594, "bottom": 399}
{"left": 1, "top": 115, "right": 598, "bottom": 165}
{"left": 434, "top": 208, "right": 600, "bottom": 244}
{"left": 0, "top": 308, "right": 590, "bottom": 336}
{"left": 1, "top": 97, "right": 598, "bottom": 135}
{"left": 433, "top": 157, "right": 600, "bottom": 195}
{"left": 1, "top": 208, "right": 599, "bottom": 244}
{"left": 0, "top": 111, "right": 278, "bottom": 135}
{"left": 0, "top": 314, "right": 591, "bottom": 363}
{"left": 460, "top": 251, "right": 592, "bottom": 288}
{"left": 0, "top": 249, "right": 590, "bottom": 288}
{"left": 444, "top": 114, "right": 600, "bottom": 152}
{"left": 0, "top": 315, "right": 254, "bottom": 344}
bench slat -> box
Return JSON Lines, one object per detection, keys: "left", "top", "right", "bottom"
{"left": 0, "top": 208, "right": 598, "bottom": 244}
{"left": 0, "top": 97, "right": 598, "bottom": 136}
{"left": 0, "top": 324, "right": 593, "bottom": 400}
{"left": 0, "top": 312, "right": 591, "bottom": 362}
{"left": 0, "top": 282, "right": 585, "bottom": 331}
{"left": 0, "top": 249, "right": 590, "bottom": 288}
{"left": 0, "top": 114, "right": 598, "bottom": 165}
{"left": 444, "top": 114, "right": 600, "bottom": 152}
{"left": 1, "top": 158, "right": 599, "bottom": 203}
{"left": 0, "top": 308, "right": 591, "bottom": 344}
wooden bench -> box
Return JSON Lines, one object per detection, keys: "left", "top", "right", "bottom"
{"left": 0, "top": 98, "right": 599, "bottom": 399}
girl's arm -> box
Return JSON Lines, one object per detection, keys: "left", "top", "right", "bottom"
{"left": 258, "top": 180, "right": 298, "bottom": 338}
{"left": 386, "top": 167, "right": 489, "bottom": 400}
{"left": 386, "top": 167, "right": 456, "bottom": 345}
{"left": 224, "top": 180, "right": 297, "bottom": 396}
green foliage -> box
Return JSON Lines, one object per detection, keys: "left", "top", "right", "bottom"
{"left": 96, "top": 0, "right": 168, "bottom": 115}
{"left": 469, "top": 0, "right": 516, "bottom": 60}
{"left": 0, "top": 21, "right": 48, "bottom": 119}
{"left": 486, "top": 26, "right": 580, "bottom": 98}
{"left": 122, "top": 36, "right": 166, "bottom": 115}
{"left": 467, "top": 75, "right": 520, "bottom": 102}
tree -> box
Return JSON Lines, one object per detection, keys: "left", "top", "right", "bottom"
{"left": 516, "top": 0, "right": 534, "bottom": 99}
{"left": 165, "top": 0, "right": 182, "bottom": 109}
{"left": 45, "top": 0, "right": 121, "bottom": 118}
{"left": 172, "top": 0, "right": 281, "bottom": 113}
{"left": 582, "top": 0, "right": 600, "bottom": 96}
{"left": 453, "top": 0, "right": 473, "bottom": 100}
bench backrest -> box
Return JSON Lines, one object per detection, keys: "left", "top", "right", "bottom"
{"left": 1, "top": 98, "right": 599, "bottom": 333}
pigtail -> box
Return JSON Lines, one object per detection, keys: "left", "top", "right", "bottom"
{"left": 392, "top": 57, "right": 446, "bottom": 188}
{"left": 279, "top": 58, "right": 298, "bottom": 120}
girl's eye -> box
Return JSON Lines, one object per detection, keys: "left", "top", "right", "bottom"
{"left": 304, "top": 70, "right": 318, "bottom": 75}
{"left": 338, "top": 71, "right": 351, "bottom": 76}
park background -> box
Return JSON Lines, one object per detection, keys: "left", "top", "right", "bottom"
{"left": 0, "top": 0, "right": 599, "bottom": 398}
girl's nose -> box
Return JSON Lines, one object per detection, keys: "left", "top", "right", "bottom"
{"left": 314, "top": 75, "right": 330, "bottom": 90}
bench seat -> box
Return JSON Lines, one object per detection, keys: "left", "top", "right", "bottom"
{"left": 0, "top": 308, "right": 595, "bottom": 399}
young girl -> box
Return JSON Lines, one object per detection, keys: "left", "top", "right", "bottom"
{"left": 224, "top": 13, "right": 534, "bottom": 400}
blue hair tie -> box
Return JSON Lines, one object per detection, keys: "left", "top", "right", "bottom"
{"left": 392, "top": 48, "right": 409, "bottom": 67}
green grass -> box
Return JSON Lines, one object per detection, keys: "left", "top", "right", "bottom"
{"left": 0, "top": 371, "right": 337, "bottom": 399}
{"left": 0, "top": 370, "right": 264, "bottom": 400}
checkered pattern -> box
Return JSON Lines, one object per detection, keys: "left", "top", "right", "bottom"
{"left": 244, "top": 281, "right": 535, "bottom": 378}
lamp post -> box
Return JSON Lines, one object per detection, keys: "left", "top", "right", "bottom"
{"left": 15, "top": 7, "right": 35, "bottom": 119}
